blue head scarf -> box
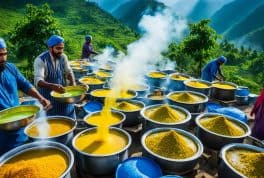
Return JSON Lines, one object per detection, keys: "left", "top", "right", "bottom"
{"left": 218, "top": 56, "right": 227, "bottom": 63}
{"left": 0, "top": 38, "right": 6, "bottom": 49}
{"left": 47, "top": 35, "right": 64, "bottom": 47}
{"left": 85, "top": 35, "right": 92, "bottom": 41}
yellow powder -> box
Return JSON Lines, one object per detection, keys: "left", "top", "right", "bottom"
{"left": 26, "top": 119, "right": 73, "bottom": 138}
{"left": 114, "top": 101, "right": 143, "bottom": 111}
{"left": 145, "top": 105, "right": 186, "bottom": 123}
{"left": 85, "top": 112, "right": 122, "bottom": 126}
{"left": 148, "top": 95, "right": 165, "bottom": 100}
{"left": 226, "top": 149, "right": 264, "bottom": 178}
{"left": 79, "top": 76, "right": 105, "bottom": 85}
{"left": 212, "top": 83, "right": 236, "bottom": 89}
{"left": 91, "top": 89, "right": 111, "bottom": 97}
{"left": 187, "top": 81, "right": 210, "bottom": 88}
{"left": 170, "top": 74, "right": 190, "bottom": 81}
{"left": 145, "top": 130, "right": 197, "bottom": 159}
{"left": 75, "top": 129, "right": 128, "bottom": 155}
{"left": 69, "top": 61, "right": 81, "bottom": 67}
{"left": 0, "top": 149, "right": 68, "bottom": 178}
{"left": 95, "top": 71, "right": 111, "bottom": 78}
{"left": 169, "top": 92, "right": 205, "bottom": 103}
{"left": 199, "top": 116, "right": 245, "bottom": 136}
{"left": 148, "top": 72, "right": 166, "bottom": 78}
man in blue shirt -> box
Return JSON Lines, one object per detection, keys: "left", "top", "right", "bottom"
{"left": 81, "top": 35, "right": 98, "bottom": 61}
{"left": 0, "top": 38, "right": 51, "bottom": 155}
{"left": 201, "top": 56, "right": 227, "bottom": 82}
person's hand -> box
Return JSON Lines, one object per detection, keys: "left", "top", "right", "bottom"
{"left": 39, "top": 98, "right": 52, "bottom": 110}
{"left": 51, "top": 84, "right": 65, "bottom": 93}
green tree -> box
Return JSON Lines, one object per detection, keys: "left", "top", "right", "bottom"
{"left": 9, "top": 3, "right": 61, "bottom": 71}
{"left": 182, "top": 19, "right": 218, "bottom": 76}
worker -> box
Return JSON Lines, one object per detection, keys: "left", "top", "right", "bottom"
{"left": 201, "top": 56, "right": 226, "bottom": 82}
{"left": 34, "top": 35, "right": 76, "bottom": 118}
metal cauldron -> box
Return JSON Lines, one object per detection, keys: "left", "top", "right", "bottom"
{"left": 83, "top": 110, "right": 125, "bottom": 128}
{"left": 141, "top": 104, "right": 191, "bottom": 131}
{"left": 141, "top": 128, "right": 203, "bottom": 173}
{"left": 72, "top": 127, "right": 131, "bottom": 176}
{"left": 168, "top": 73, "right": 191, "bottom": 91}
{"left": 145, "top": 71, "right": 167, "bottom": 88}
{"left": 0, "top": 105, "right": 40, "bottom": 131}
{"left": 50, "top": 85, "right": 88, "bottom": 104}
{"left": 184, "top": 79, "right": 212, "bottom": 96}
{"left": 79, "top": 76, "right": 105, "bottom": 92}
{"left": 0, "top": 141, "right": 74, "bottom": 178}
{"left": 211, "top": 81, "right": 237, "bottom": 101}
{"left": 218, "top": 143, "right": 264, "bottom": 178}
{"left": 24, "top": 116, "right": 77, "bottom": 145}
{"left": 195, "top": 113, "right": 251, "bottom": 150}
{"left": 130, "top": 83, "right": 150, "bottom": 97}
{"left": 167, "top": 91, "right": 208, "bottom": 113}
{"left": 111, "top": 100, "right": 145, "bottom": 127}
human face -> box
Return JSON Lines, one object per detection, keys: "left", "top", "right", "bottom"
{"left": 0, "top": 48, "right": 7, "bottom": 67}
{"left": 50, "top": 43, "right": 64, "bottom": 59}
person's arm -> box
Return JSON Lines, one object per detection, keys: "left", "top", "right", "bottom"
{"left": 63, "top": 54, "right": 76, "bottom": 86}
{"left": 210, "top": 63, "right": 221, "bottom": 81}
{"left": 34, "top": 57, "right": 65, "bottom": 93}
{"left": 218, "top": 67, "right": 225, "bottom": 80}
{"left": 26, "top": 87, "right": 51, "bottom": 110}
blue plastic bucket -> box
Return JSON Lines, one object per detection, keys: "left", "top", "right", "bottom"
{"left": 116, "top": 157, "right": 163, "bottom": 178}
{"left": 83, "top": 101, "right": 103, "bottom": 113}
{"left": 235, "top": 86, "right": 249, "bottom": 96}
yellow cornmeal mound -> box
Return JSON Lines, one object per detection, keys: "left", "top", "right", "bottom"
{"left": 114, "top": 101, "right": 143, "bottom": 112}
{"left": 148, "top": 95, "right": 165, "bottom": 100}
{"left": 148, "top": 72, "right": 166, "bottom": 78}
{"left": 212, "top": 83, "right": 236, "bottom": 89}
{"left": 226, "top": 149, "right": 264, "bottom": 178}
{"left": 170, "top": 74, "right": 189, "bottom": 81}
{"left": 79, "top": 77, "right": 105, "bottom": 85}
{"left": 145, "top": 130, "right": 197, "bottom": 159}
{"left": 69, "top": 61, "right": 81, "bottom": 67}
{"left": 0, "top": 149, "right": 68, "bottom": 178}
{"left": 187, "top": 81, "right": 210, "bottom": 88}
{"left": 95, "top": 71, "right": 111, "bottom": 78}
{"left": 169, "top": 92, "right": 205, "bottom": 103}
{"left": 145, "top": 105, "right": 186, "bottom": 123}
{"left": 91, "top": 89, "right": 111, "bottom": 97}
{"left": 199, "top": 116, "right": 245, "bottom": 136}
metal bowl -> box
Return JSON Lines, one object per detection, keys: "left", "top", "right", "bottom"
{"left": 83, "top": 110, "right": 125, "bottom": 128}
{"left": 141, "top": 104, "right": 191, "bottom": 131}
{"left": 24, "top": 116, "right": 77, "bottom": 145}
{"left": 195, "top": 113, "right": 251, "bottom": 150}
{"left": 184, "top": 79, "right": 212, "bottom": 96}
{"left": 0, "top": 105, "right": 40, "bottom": 131}
{"left": 145, "top": 71, "right": 167, "bottom": 88}
{"left": 50, "top": 85, "right": 88, "bottom": 104}
{"left": 168, "top": 73, "right": 191, "bottom": 91}
{"left": 94, "top": 70, "right": 113, "bottom": 81}
{"left": 167, "top": 91, "right": 208, "bottom": 113}
{"left": 0, "top": 141, "right": 74, "bottom": 178}
{"left": 141, "top": 128, "right": 203, "bottom": 173}
{"left": 111, "top": 100, "right": 145, "bottom": 127}
{"left": 72, "top": 127, "right": 131, "bottom": 176}
{"left": 211, "top": 81, "right": 238, "bottom": 101}
{"left": 72, "top": 67, "right": 88, "bottom": 80}
{"left": 130, "top": 83, "right": 150, "bottom": 97}
{"left": 219, "top": 143, "right": 264, "bottom": 178}
{"left": 79, "top": 76, "right": 105, "bottom": 92}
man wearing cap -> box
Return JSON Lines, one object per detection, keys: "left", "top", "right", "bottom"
{"left": 34, "top": 35, "right": 76, "bottom": 118}
{"left": 201, "top": 56, "right": 227, "bottom": 82}
{"left": 81, "top": 35, "right": 98, "bottom": 61}
{"left": 0, "top": 37, "right": 51, "bottom": 155}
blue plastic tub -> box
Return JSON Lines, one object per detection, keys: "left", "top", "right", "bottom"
{"left": 116, "top": 157, "right": 163, "bottom": 178}
{"left": 236, "top": 86, "right": 250, "bottom": 96}
{"left": 83, "top": 101, "right": 103, "bottom": 113}
{"left": 207, "top": 102, "right": 223, "bottom": 112}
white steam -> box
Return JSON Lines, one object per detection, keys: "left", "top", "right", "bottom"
{"left": 110, "top": 9, "right": 187, "bottom": 91}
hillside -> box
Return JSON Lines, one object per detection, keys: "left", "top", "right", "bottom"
{"left": 0, "top": 0, "right": 138, "bottom": 59}
{"left": 225, "top": 4, "right": 264, "bottom": 40}
{"left": 112, "top": 0, "right": 165, "bottom": 31}
{"left": 246, "top": 28, "right": 264, "bottom": 50}
{"left": 210, "top": 0, "right": 263, "bottom": 34}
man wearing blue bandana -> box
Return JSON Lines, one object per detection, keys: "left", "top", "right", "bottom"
{"left": 81, "top": 35, "right": 98, "bottom": 61}
{"left": 34, "top": 35, "right": 76, "bottom": 118}
{"left": 0, "top": 38, "right": 51, "bottom": 155}
{"left": 201, "top": 56, "right": 227, "bottom": 82}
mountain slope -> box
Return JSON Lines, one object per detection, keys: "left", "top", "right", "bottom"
{"left": 225, "top": 4, "right": 264, "bottom": 40}
{"left": 0, "top": 0, "right": 138, "bottom": 59}
{"left": 245, "top": 28, "right": 264, "bottom": 50}
{"left": 112, "top": 0, "right": 165, "bottom": 31}
{"left": 211, "top": 0, "right": 263, "bottom": 34}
